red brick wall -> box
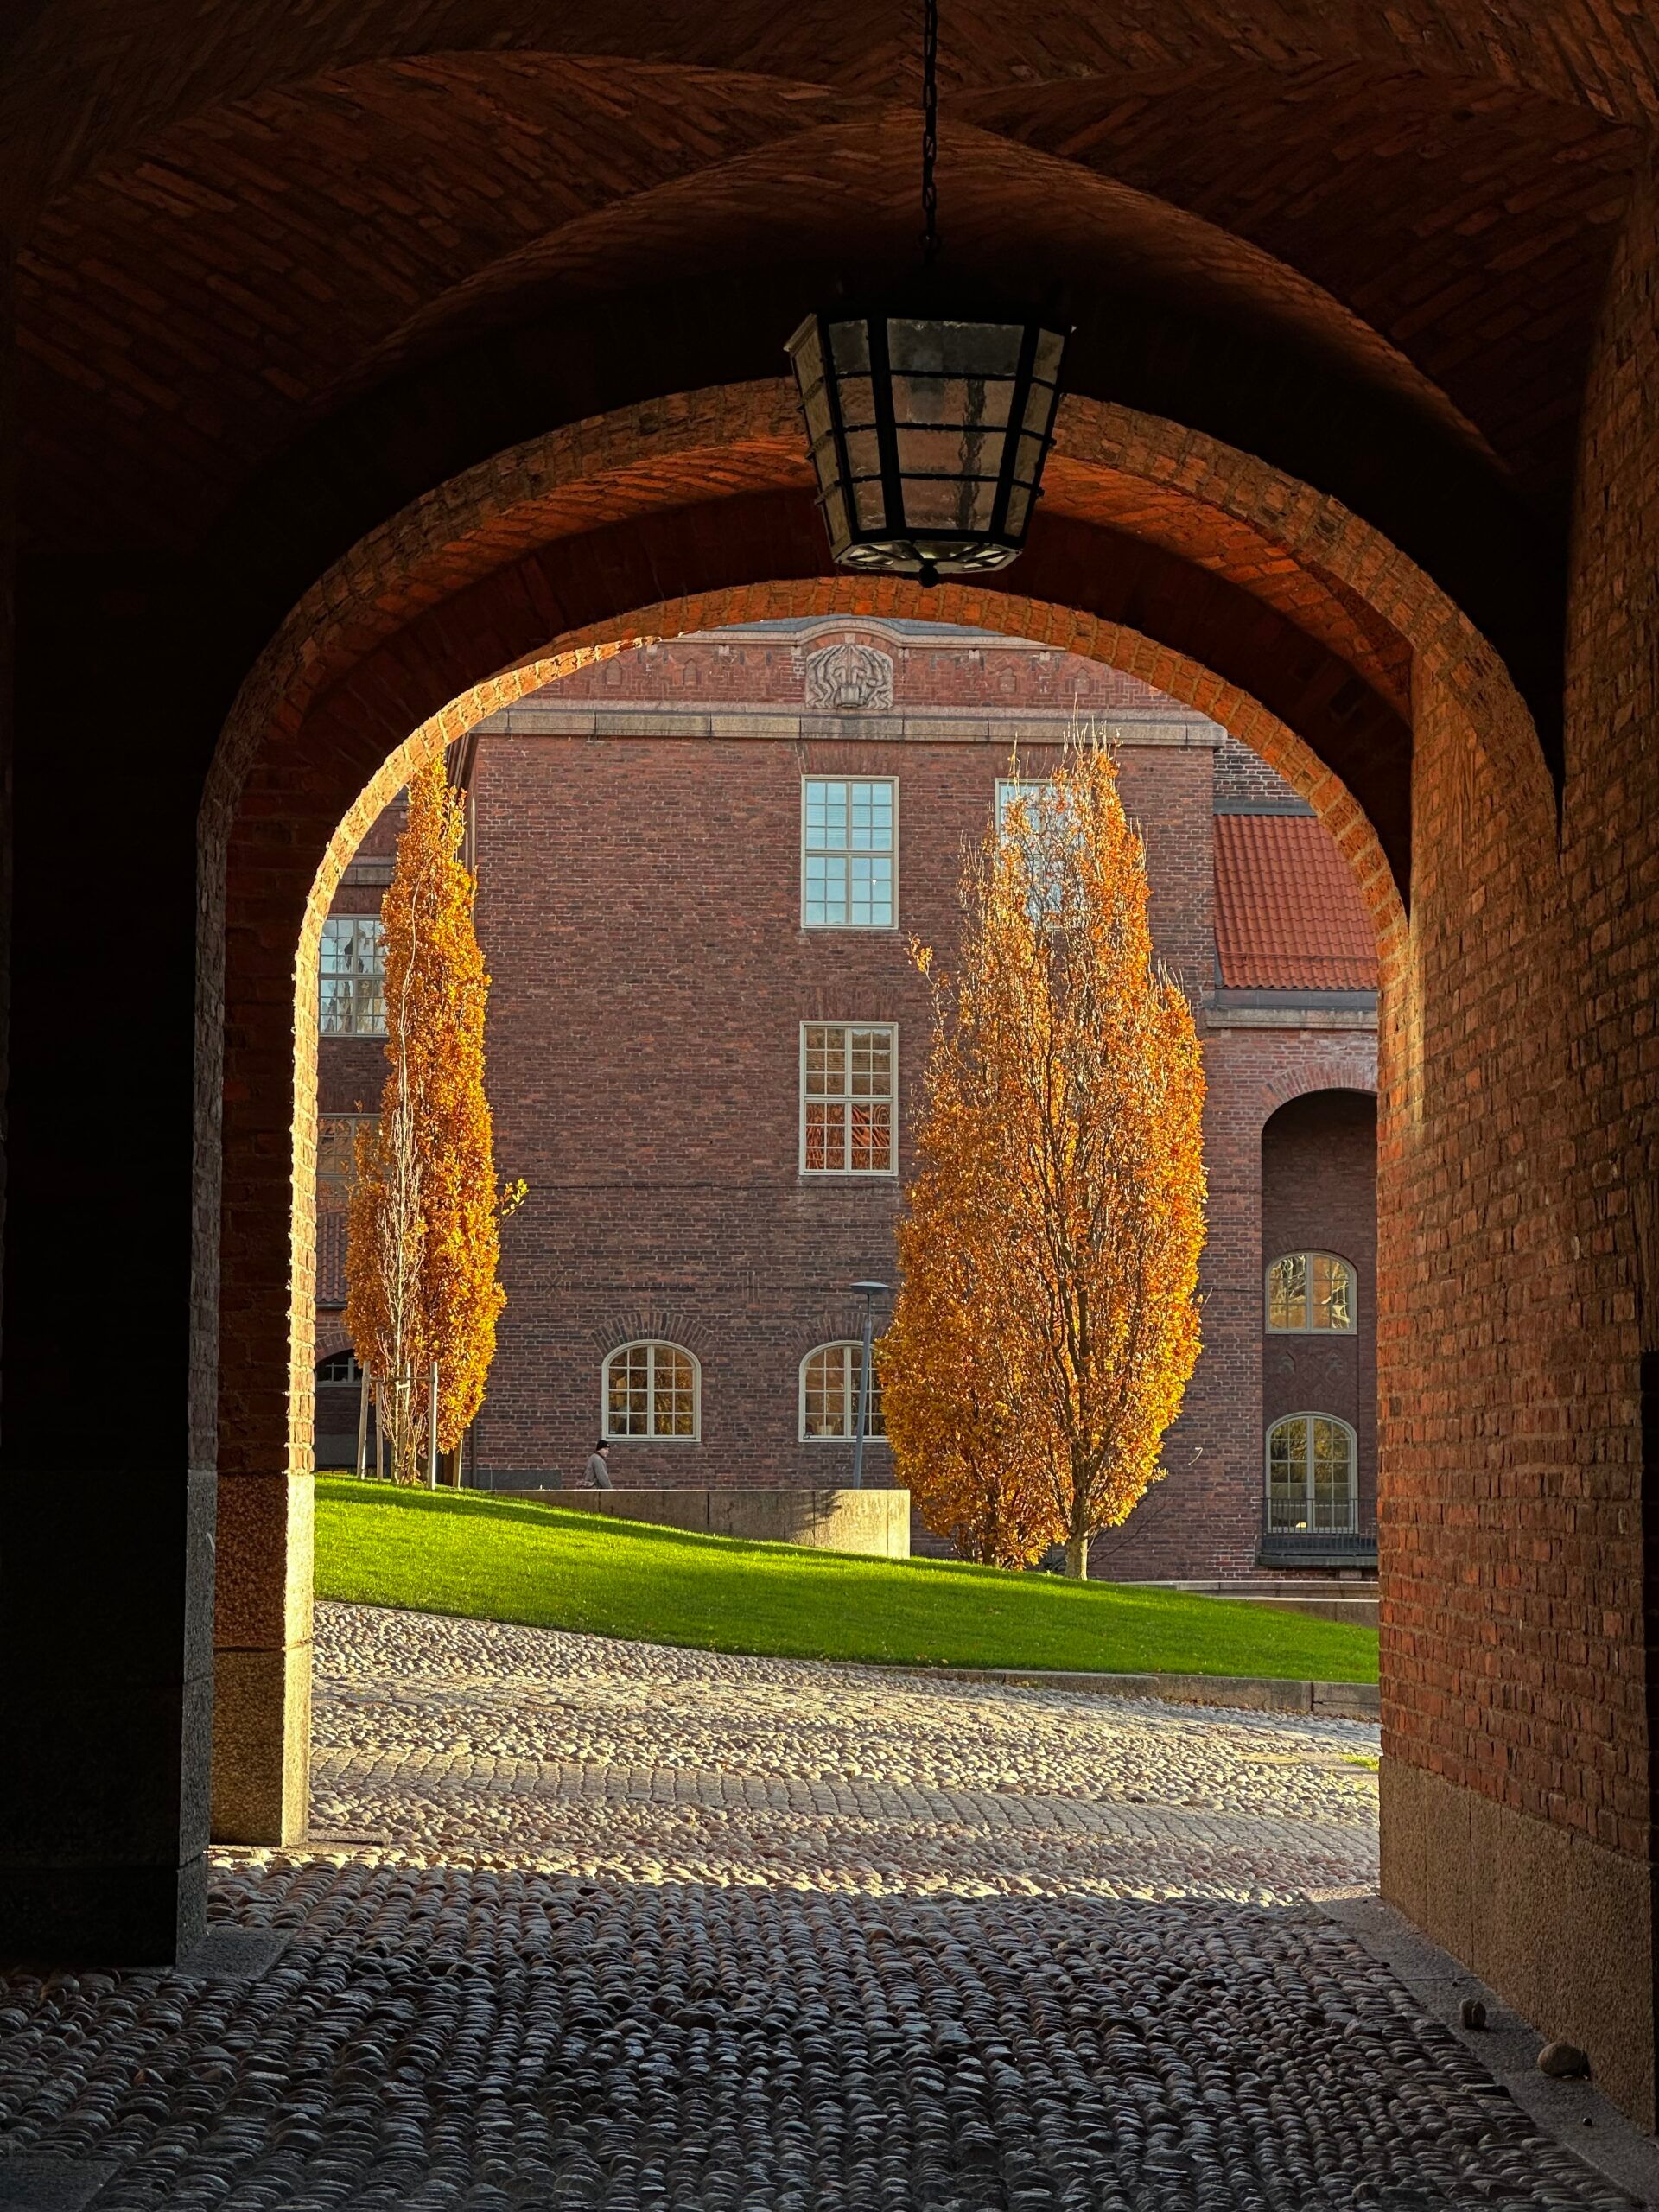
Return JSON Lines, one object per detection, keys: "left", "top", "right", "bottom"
{"left": 1361, "top": 183, "right": 1659, "bottom": 2119}
{"left": 1090, "top": 1027, "right": 1379, "bottom": 1580}
{"left": 1376, "top": 173, "right": 1658, "bottom": 1871}
{"left": 1375, "top": 195, "right": 1657, "bottom": 1875}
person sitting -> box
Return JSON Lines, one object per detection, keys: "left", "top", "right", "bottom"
{"left": 582, "top": 1440, "right": 614, "bottom": 1490}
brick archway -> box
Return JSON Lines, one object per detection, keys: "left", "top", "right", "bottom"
{"left": 202, "top": 379, "right": 1521, "bottom": 1868}
{"left": 1252, "top": 1063, "right": 1380, "bottom": 1139}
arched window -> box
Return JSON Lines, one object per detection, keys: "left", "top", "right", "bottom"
{"left": 1267, "top": 1414, "right": 1357, "bottom": 1535}
{"left": 315, "top": 1349, "right": 364, "bottom": 1386}
{"left": 1267, "top": 1250, "right": 1356, "bottom": 1332}
{"left": 800, "top": 1343, "right": 885, "bottom": 1441}
{"left": 604, "top": 1341, "right": 700, "bottom": 1441}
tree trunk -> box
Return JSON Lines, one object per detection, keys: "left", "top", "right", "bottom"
{"left": 1063, "top": 1530, "right": 1090, "bottom": 1580}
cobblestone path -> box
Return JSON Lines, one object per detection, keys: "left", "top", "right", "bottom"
{"left": 0, "top": 1605, "right": 1639, "bottom": 2209}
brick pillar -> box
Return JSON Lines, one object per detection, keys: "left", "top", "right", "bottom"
{"left": 208, "top": 794, "right": 333, "bottom": 1847}
{"left": 0, "top": 496, "right": 215, "bottom": 1955}
{"left": 209, "top": 702, "right": 396, "bottom": 1845}
{"left": 1377, "top": 653, "right": 1657, "bottom": 2126}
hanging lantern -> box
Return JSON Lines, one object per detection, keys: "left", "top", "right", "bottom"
{"left": 787, "top": 306, "right": 1066, "bottom": 582}
{"left": 787, "top": 0, "right": 1068, "bottom": 584}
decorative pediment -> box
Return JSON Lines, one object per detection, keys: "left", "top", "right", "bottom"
{"left": 804, "top": 640, "right": 895, "bottom": 712}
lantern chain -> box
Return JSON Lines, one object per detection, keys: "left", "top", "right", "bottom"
{"left": 920, "top": 0, "right": 939, "bottom": 266}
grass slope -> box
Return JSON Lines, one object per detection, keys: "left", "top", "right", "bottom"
{"left": 315, "top": 1478, "right": 1378, "bottom": 1683}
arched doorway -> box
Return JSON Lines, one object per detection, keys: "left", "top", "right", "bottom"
{"left": 204, "top": 381, "right": 1431, "bottom": 1836}
{"left": 1261, "top": 1090, "right": 1380, "bottom": 1568}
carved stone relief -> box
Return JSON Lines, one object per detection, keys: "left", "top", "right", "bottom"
{"left": 804, "top": 640, "right": 895, "bottom": 712}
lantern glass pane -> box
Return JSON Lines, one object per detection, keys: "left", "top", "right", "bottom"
{"left": 836, "top": 374, "right": 878, "bottom": 427}
{"left": 893, "top": 425, "right": 997, "bottom": 476}
{"left": 1015, "top": 432, "right": 1046, "bottom": 483}
{"left": 792, "top": 321, "right": 824, "bottom": 383}
{"left": 803, "top": 383, "right": 834, "bottom": 444}
{"left": 1003, "top": 484, "right": 1032, "bottom": 535}
{"left": 1033, "top": 327, "right": 1065, "bottom": 381}
{"left": 1022, "top": 379, "right": 1058, "bottom": 435}
{"left": 903, "top": 474, "right": 998, "bottom": 531}
{"left": 893, "top": 374, "right": 1015, "bottom": 430}
{"left": 888, "top": 318, "right": 1022, "bottom": 374}
{"left": 826, "top": 487, "right": 856, "bottom": 555}
{"left": 843, "top": 428, "right": 883, "bottom": 476}
{"left": 854, "top": 479, "right": 890, "bottom": 529}
{"left": 830, "top": 320, "right": 872, "bottom": 372}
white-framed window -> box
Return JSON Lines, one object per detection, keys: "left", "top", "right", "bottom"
{"left": 1267, "top": 1251, "right": 1357, "bottom": 1332}
{"left": 1267, "top": 1414, "right": 1357, "bottom": 1534}
{"left": 995, "top": 777, "right": 1056, "bottom": 833}
{"left": 995, "top": 777, "right": 1075, "bottom": 919}
{"left": 800, "top": 1023, "right": 896, "bottom": 1174}
{"left": 317, "top": 1113, "right": 372, "bottom": 1213}
{"left": 315, "top": 1349, "right": 365, "bottom": 1386}
{"left": 320, "top": 916, "right": 386, "bottom": 1037}
{"left": 803, "top": 778, "right": 897, "bottom": 929}
{"left": 799, "top": 1342, "right": 886, "bottom": 1441}
{"left": 603, "top": 1340, "right": 701, "bottom": 1440}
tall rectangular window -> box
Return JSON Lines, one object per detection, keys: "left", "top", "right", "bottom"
{"left": 995, "top": 776, "right": 1073, "bottom": 920}
{"left": 995, "top": 777, "right": 1054, "bottom": 833}
{"left": 320, "top": 916, "right": 386, "bottom": 1036}
{"left": 801, "top": 1023, "right": 896, "bottom": 1174}
{"left": 803, "top": 778, "right": 896, "bottom": 928}
{"left": 316, "top": 1113, "right": 372, "bottom": 1212}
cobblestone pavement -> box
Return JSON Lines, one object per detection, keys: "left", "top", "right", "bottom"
{"left": 0, "top": 1605, "right": 1639, "bottom": 2210}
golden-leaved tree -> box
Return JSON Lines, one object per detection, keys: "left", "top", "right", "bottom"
{"left": 345, "top": 760, "right": 522, "bottom": 1483}
{"left": 880, "top": 738, "right": 1206, "bottom": 1576}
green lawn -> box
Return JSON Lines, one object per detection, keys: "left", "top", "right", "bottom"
{"left": 315, "top": 1478, "right": 1378, "bottom": 1683}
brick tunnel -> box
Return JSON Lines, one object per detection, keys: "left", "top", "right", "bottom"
{"left": 2, "top": 0, "right": 1657, "bottom": 2140}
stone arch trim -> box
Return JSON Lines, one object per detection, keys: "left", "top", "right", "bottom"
{"left": 592, "top": 1315, "right": 715, "bottom": 1365}
{"left": 794, "top": 1304, "right": 887, "bottom": 1361}
{"left": 1254, "top": 1063, "right": 1382, "bottom": 1144}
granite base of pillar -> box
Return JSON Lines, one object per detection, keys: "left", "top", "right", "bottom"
{"left": 1380, "top": 1753, "right": 1657, "bottom": 2130}
{"left": 211, "top": 1470, "right": 315, "bottom": 1847}
{"left": 210, "top": 1643, "right": 313, "bottom": 1847}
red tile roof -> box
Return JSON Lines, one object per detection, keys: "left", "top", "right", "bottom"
{"left": 1212, "top": 813, "right": 1378, "bottom": 992}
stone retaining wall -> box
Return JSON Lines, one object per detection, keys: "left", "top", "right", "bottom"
{"left": 499, "top": 1485, "right": 912, "bottom": 1560}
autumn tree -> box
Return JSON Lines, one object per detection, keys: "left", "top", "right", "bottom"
{"left": 345, "top": 760, "right": 521, "bottom": 1483}
{"left": 880, "top": 738, "right": 1206, "bottom": 1577}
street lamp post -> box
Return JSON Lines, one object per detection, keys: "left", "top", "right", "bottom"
{"left": 849, "top": 1281, "right": 890, "bottom": 1491}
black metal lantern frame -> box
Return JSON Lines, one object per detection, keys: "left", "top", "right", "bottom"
{"left": 787, "top": 302, "right": 1066, "bottom": 582}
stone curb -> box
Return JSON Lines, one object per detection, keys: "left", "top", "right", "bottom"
{"left": 877, "top": 1663, "right": 1380, "bottom": 1721}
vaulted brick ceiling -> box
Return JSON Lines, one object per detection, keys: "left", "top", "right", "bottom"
{"left": 5, "top": 0, "right": 1654, "bottom": 772}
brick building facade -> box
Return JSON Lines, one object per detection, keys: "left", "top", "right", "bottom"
{"left": 315, "top": 619, "right": 1379, "bottom": 1584}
